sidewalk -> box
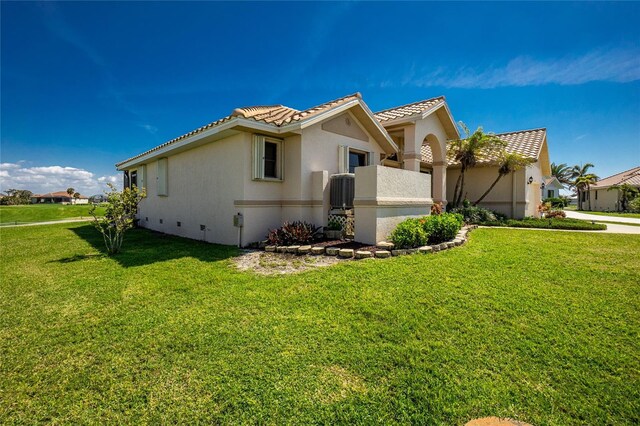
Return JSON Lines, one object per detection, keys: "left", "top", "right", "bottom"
{"left": 0, "top": 218, "right": 92, "bottom": 228}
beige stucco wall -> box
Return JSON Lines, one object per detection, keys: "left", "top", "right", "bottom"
{"left": 135, "top": 132, "right": 246, "bottom": 245}
{"left": 354, "top": 165, "right": 432, "bottom": 244}
{"left": 127, "top": 111, "right": 389, "bottom": 246}
{"left": 588, "top": 188, "right": 620, "bottom": 211}
{"left": 445, "top": 164, "right": 543, "bottom": 218}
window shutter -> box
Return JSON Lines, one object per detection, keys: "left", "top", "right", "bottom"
{"left": 253, "top": 135, "right": 265, "bottom": 180}
{"left": 157, "top": 158, "right": 168, "bottom": 196}
{"left": 338, "top": 145, "right": 349, "bottom": 174}
{"left": 138, "top": 165, "right": 147, "bottom": 192}
{"left": 123, "top": 170, "right": 130, "bottom": 189}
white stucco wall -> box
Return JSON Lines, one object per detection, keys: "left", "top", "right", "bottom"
{"left": 354, "top": 165, "right": 432, "bottom": 244}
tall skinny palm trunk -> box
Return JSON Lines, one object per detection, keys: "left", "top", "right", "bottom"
{"left": 474, "top": 174, "right": 504, "bottom": 206}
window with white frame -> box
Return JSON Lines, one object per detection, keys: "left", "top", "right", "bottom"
{"left": 253, "top": 135, "right": 283, "bottom": 180}
{"left": 338, "top": 145, "right": 374, "bottom": 174}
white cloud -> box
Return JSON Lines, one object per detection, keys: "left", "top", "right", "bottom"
{"left": 403, "top": 48, "right": 640, "bottom": 89}
{"left": 139, "top": 123, "right": 158, "bottom": 134}
{"left": 0, "top": 163, "right": 121, "bottom": 196}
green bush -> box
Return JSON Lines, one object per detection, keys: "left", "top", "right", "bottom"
{"left": 543, "top": 197, "right": 568, "bottom": 208}
{"left": 390, "top": 213, "right": 464, "bottom": 248}
{"left": 629, "top": 197, "right": 640, "bottom": 213}
{"left": 450, "top": 206, "right": 506, "bottom": 224}
{"left": 390, "top": 218, "right": 428, "bottom": 249}
{"left": 422, "top": 213, "right": 464, "bottom": 244}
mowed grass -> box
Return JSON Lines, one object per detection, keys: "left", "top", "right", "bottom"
{"left": 0, "top": 204, "right": 105, "bottom": 224}
{"left": 1, "top": 224, "right": 638, "bottom": 425}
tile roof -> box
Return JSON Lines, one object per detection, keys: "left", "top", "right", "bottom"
{"left": 33, "top": 191, "right": 87, "bottom": 198}
{"left": 421, "top": 128, "right": 547, "bottom": 165}
{"left": 591, "top": 166, "right": 640, "bottom": 188}
{"left": 374, "top": 96, "right": 445, "bottom": 123}
{"left": 117, "top": 93, "right": 362, "bottom": 167}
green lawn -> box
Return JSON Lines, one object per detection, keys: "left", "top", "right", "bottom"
{"left": 568, "top": 209, "right": 640, "bottom": 219}
{"left": 0, "top": 204, "right": 105, "bottom": 224}
{"left": 1, "top": 224, "right": 638, "bottom": 424}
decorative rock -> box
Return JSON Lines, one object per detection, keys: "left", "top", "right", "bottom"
{"left": 375, "top": 250, "right": 391, "bottom": 258}
{"left": 392, "top": 249, "right": 407, "bottom": 256}
{"left": 453, "top": 239, "right": 463, "bottom": 246}
{"left": 438, "top": 243, "right": 448, "bottom": 251}
{"left": 407, "top": 249, "right": 418, "bottom": 255}
{"left": 258, "top": 240, "right": 268, "bottom": 249}
{"left": 325, "top": 247, "right": 340, "bottom": 256}
{"left": 338, "top": 248, "right": 354, "bottom": 258}
{"left": 355, "top": 250, "right": 373, "bottom": 259}
{"left": 431, "top": 244, "right": 441, "bottom": 252}
{"left": 277, "top": 246, "right": 288, "bottom": 253}
{"left": 418, "top": 246, "right": 433, "bottom": 254}
{"left": 265, "top": 245, "right": 276, "bottom": 252}
{"left": 376, "top": 241, "right": 395, "bottom": 250}
{"left": 297, "top": 245, "right": 311, "bottom": 254}
{"left": 286, "top": 245, "right": 300, "bottom": 253}
{"left": 446, "top": 241, "right": 456, "bottom": 249}
{"left": 311, "top": 247, "right": 325, "bottom": 255}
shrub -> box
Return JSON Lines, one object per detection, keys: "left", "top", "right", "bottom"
{"left": 267, "top": 221, "right": 321, "bottom": 246}
{"left": 450, "top": 206, "right": 502, "bottom": 224}
{"left": 390, "top": 218, "right": 428, "bottom": 249}
{"left": 326, "top": 219, "right": 342, "bottom": 231}
{"left": 422, "top": 213, "right": 464, "bottom": 244}
{"left": 546, "top": 210, "right": 566, "bottom": 219}
{"left": 480, "top": 218, "right": 606, "bottom": 230}
{"left": 544, "top": 197, "right": 568, "bottom": 208}
{"left": 629, "top": 197, "right": 640, "bottom": 213}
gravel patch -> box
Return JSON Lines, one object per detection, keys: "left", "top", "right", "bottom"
{"left": 234, "top": 250, "right": 344, "bottom": 275}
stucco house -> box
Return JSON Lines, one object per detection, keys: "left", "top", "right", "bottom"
{"left": 116, "top": 93, "right": 460, "bottom": 246}
{"left": 31, "top": 191, "right": 89, "bottom": 204}
{"left": 586, "top": 166, "right": 640, "bottom": 211}
{"left": 421, "top": 128, "right": 551, "bottom": 218}
{"left": 542, "top": 176, "right": 564, "bottom": 200}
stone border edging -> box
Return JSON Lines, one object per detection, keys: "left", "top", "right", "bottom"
{"left": 264, "top": 225, "right": 477, "bottom": 259}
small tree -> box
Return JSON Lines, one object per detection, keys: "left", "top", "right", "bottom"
{"left": 571, "top": 163, "right": 597, "bottom": 210}
{"left": 448, "top": 122, "right": 506, "bottom": 208}
{"left": 89, "top": 183, "right": 145, "bottom": 255}
{"left": 608, "top": 183, "right": 639, "bottom": 211}
{"left": 66, "top": 187, "right": 75, "bottom": 197}
{"left": 73, "top": 192, "right": 81, "bottom": 199}
{"left": 473, "top": 152, "right": 535, "bottom": 205}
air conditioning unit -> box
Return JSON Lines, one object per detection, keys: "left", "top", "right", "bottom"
{"left": 330, "top": 173, "right": 355, "bottom": 210}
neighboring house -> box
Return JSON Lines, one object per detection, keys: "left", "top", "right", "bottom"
{"left": 116, "top": 93, "right": 459, "bottom": 246}
{"left": 422, "top": 128, "right": 551, "bottom": 218}
{"left": 542, "top": 176, "right": 564, "bottom": 200}
{"left": 587, "top": 166, "right": 640, "bottom": 211}
{"left": 31, "top": 191, "right": 89, "bottom": 204}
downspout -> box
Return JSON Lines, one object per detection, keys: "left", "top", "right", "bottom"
{"left": 511, "top": 171, "right": 516, "bottom": 218}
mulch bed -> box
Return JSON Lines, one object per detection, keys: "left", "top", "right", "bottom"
{"left": 309, "top": 239, "right": 381, "bottom": 253}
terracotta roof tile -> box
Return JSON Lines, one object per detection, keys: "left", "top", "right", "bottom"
{"left": 591, "top": 166, "right": 640, "bottom": 188}
{"left": 374, "top": 97, "right": 445, "bottom": 122}
{"left": 33, "top": 191, "right": 87, "bottom": 199}
{"left": 117, "top": 93, "right": 362, "bottom": 167}
{"left": 421, "top": 128, "right": 547, "bottom": 165}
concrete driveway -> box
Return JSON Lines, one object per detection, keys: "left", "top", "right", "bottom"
{"left": 564, "top": 210, "right": 640, "bottom": 234}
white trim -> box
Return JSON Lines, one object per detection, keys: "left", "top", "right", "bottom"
{"left": 252, "top": 135, "right": 284, "bottom": 181}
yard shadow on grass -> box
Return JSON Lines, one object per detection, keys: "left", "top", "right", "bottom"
{"left": 60, "top": 224, "right": 238, "bottom": 268}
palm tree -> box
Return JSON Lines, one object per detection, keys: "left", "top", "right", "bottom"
{"left": 473, "top": 152, "right": 535, "bottom": 206}
{"left": 571, "top": 163, "right": 597, "bottom": 210}
{"left": 607, "top": 183, "right": 639, "bottom": 211}
{"left": 66, "top": 187, "right": 75, "bottom": 197}
{"left": 449, "top": 122, "right": 506, "bottom": 208}
{"left": 550, "top": 162, "right": 573, "bottom": 185}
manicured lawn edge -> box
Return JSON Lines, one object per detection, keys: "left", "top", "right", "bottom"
{"left": 478, "top": 218, "right": 606, "bottom": 230}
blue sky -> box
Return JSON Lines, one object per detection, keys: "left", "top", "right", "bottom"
{"left": 2, "top": 1, "right": 639, "bottom": 194}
